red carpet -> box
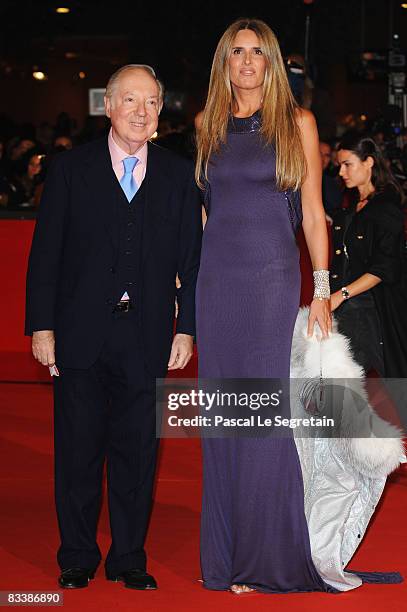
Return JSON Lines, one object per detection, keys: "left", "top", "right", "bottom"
{"left": 0, "top": 382, "right": 406, "bottom": 611}
{"left": 1, "top": 221, "right": 405, "bottom": 609}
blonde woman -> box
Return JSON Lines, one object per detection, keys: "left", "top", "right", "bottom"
{"left": 195, "top": 18, "right": 405, "bottom": 596}
{"left": 195, "top": 18, "right": 331, "bottom": 595}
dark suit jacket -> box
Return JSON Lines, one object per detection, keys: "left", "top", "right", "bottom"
{"left": 25, "top": 137, "right": 202, "bottom": 375}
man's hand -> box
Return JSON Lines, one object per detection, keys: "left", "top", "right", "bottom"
{"left": 307, "top": 298, "right": 332, "bottom": 339}
{"left": 168, "top": 333, "right": 194, "bottom": 370}
{"left": 32, "top": 330, "right": 55, "bottom": 366}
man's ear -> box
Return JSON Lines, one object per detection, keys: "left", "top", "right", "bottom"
{"left": 104, "top": 96, "right": 111, "bottom": 118}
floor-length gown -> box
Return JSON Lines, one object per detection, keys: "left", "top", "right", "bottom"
{"left": 196, "top": 111, "right": 334, "bottom": 593}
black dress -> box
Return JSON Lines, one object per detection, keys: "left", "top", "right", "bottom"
{"left": 330, "top": 186, "right": 407, "bottom": 377}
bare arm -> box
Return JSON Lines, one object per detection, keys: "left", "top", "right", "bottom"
{"left": 297, "top": 109, "right": 328, "bottom": 269}
{"left": 296, "top": 108, "right": 331, "bottom": 337}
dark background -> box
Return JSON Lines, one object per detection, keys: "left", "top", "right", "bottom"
{"left": 0, "top": 0, "right": 406, "bottom": 128}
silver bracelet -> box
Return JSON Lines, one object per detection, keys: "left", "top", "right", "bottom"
{"left": 313, "top": 269, "right": 330, "bottom": 300}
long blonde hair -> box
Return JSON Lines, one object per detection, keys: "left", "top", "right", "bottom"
{"left": 195, "top": 18, "right": 306, "bottom": 191}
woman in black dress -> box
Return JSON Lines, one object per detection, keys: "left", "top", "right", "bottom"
{"left": 330, "top": 134, "right": 407, "bottom": 377}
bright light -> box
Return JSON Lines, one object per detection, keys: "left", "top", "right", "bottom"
{"left": 401, "top": 3, "right": 407, "bottom": 9}
{"left": 78, "top": 71, "right": 86, "bottom": 79}
{"left": 360, "top": 114, "right": 367, "bottom": 121}
{"left": 33, "top": 71, "right": 46, "bottom": 81}
{"left": 56, "top": 7, "right": 70, "bottom": 14}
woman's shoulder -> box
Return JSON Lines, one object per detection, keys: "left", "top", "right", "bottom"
{"left": 365, "top": 186, "right": 405, "bottom": 232}
{"left": 295, "top": 108, "right": 316, "bottom": 130}
{"left": 195, "top": 110, "right": 204, "bottom": 131}
{"left": 367, "top": 186, "right": 403, "bottom": 213}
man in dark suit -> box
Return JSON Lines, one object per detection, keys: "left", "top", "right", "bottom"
{"left": 25, "top": 65, "right": 202, "bottom": 591}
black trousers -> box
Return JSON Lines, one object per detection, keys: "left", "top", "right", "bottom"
{"left": 53, "top": 309, "right": 158, "bottom": 573}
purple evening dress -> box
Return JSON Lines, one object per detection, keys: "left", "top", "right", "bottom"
{"left": 195, "top": 111, "right": 333, "bottom": 593}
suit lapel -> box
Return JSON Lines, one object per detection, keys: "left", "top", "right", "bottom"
{"left": 80, "top": 138, "right": 172, "bottom": 260}
{"left": 142, "top": 142, "right": 173, "bottom": 264}
{"left": 81, "top": 137, "right": 121, "bottom": 251}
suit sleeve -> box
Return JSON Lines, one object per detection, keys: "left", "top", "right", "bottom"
{"left": 25, "top": 155, "right": 70, "bottom": 335}
{"left": 367, "top": 217, "right": 404, "bottom": 285}
{"left": 175, "top": 169, "right": 203, "bottom": 337}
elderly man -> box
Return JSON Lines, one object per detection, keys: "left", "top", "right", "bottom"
{"left": 25, "top": 65, "right": 202, "bottom": 590}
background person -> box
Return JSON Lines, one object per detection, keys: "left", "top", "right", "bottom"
{"left": 330, "top": 134, "right": 407, "bottom": 377}
{"left": 320, "top": 140, "right": 342, "bottom": 215}
{"left": 7, "top": 148, "right": 45, "bottom": 208}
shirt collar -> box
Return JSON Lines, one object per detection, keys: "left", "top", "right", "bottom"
{"left": 108, "top": 127, "right": 148, "bottom": 168}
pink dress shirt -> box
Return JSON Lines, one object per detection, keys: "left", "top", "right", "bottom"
{"left": 107, "top": 128, "right": 148, "bottom": 187}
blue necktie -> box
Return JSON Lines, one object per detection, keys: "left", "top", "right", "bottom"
{"left": 120, "top": 157, "right": 139, "bottom": 202}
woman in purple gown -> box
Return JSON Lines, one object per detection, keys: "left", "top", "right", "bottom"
{"left": 195, "top": 19, "right": 332, "bottom": 594}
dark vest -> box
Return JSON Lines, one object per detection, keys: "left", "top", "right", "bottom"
{"left": 112, "top": 178, "right": 146, "bottom": 305}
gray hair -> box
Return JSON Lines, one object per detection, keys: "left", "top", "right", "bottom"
{"left": 105, "top": 64, "right": 164, "bottom": 103}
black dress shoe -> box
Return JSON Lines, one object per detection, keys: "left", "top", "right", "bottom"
{"left": 106, "top": 568, "right": 157, "bottom": 590}
{"left": 58, "top": 567, "right": 95, "bottom": 589}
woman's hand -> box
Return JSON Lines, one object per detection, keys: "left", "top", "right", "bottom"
{"left": 307, "top": 298, "right": 332, "bottom": 338}
{"left": 330, "top": 291, "right": 344, "bottom": 312}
